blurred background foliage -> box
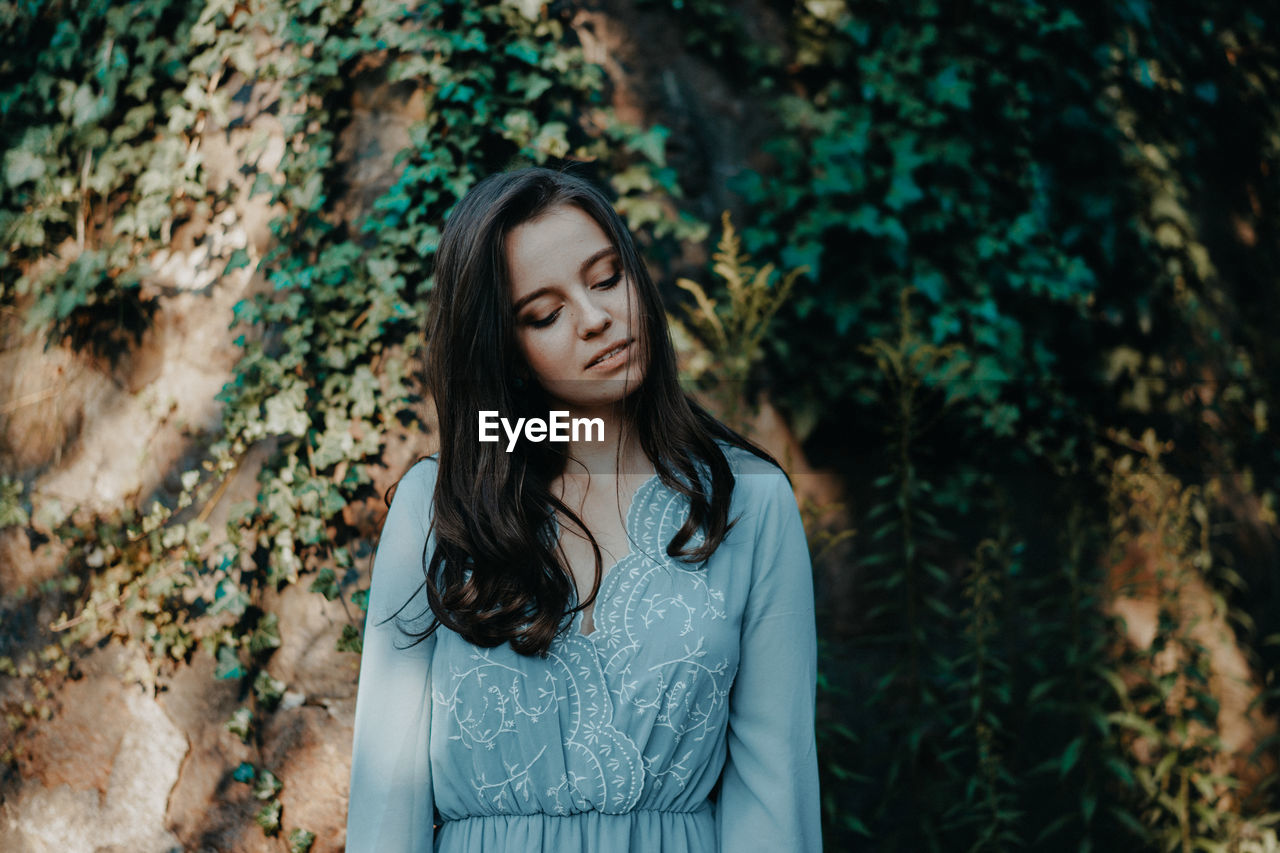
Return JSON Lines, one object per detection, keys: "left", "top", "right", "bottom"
{"left": 1, "top": 0, "right": 1278, "bottom": 850}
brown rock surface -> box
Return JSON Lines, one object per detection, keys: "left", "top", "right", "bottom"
{"left": 0, "top": 645, "right": 188, "bottom": 853}
{"left": 263, "top": 578, "right": 361, "bottom": 720}
{"left": 262, "top": 706, "right": 353, "bottom": 852}
{"left": 157, "top": 648, "right": 252, "bottom": 850}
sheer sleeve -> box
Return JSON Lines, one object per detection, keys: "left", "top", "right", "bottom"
{"left": 716, "top": 469, "right": 822, "bottom": 852}
{"left": 346, "top": 458, "right": 439, "bottom": 853}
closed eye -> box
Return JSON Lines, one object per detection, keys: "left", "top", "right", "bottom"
{"left": 523, "top": 272, "right": 620, "bottom": 328}
{"left": 528, "top": 308, "right": 561, "bottom": 328}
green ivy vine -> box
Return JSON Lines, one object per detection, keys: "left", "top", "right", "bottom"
{"left": 2, "top": 0, "right": 703, "bottom": 842}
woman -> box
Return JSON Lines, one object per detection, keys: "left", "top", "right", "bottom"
{"left": 346, "top": 167, "right": 820, "bottom": 852}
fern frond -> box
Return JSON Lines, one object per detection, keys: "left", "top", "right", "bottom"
{"left": 676, "top": 277, "right": 728, "bottom": 348}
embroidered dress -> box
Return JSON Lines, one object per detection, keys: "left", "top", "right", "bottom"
{"left": 346, "top": 444, "right": 820, "bottom": 852}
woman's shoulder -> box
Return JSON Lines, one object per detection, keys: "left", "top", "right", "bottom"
{"left": 714, "top": 440, "right": 794, "bottom": 507}
{"left": 399, "top": 450, "right": 440, "bottom": 484}
{"left": 705, "top": 441, "right": 801, "bottom": 558}
{"left": 716, "top": 439, "right": 787, "bottom": 481}
{"left": 386, "top": 455, "right": 440, "bottom": 525}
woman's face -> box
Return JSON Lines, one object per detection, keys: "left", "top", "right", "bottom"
{"left": 506, "top": 204, "right": 647, "bottom": 416}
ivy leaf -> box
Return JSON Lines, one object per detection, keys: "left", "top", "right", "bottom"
{"left": 336, "top": 623, "right": 362, "bottom": 654}
{"left": 253, "top": 768, "right": 283, "bottom": 800}
{"left": 780, "top": 242, "right": 822, "bottom": 284}
{"left": 263, "top": 385, "right": 309, "bottom": 437}
{"left": 530, "top": 122, "right": 569, "bottom": 160}
{"left": 288, "top": 828, "right": 316, "bottom": 853}
{"left": 1040, "top": 9, "right": 1084, "bottom": 34}
{"left": 209, "top": 579, "right": 249, "bottom": 617}
{"left": 309, "top": 567, "right": 340, "bottom": 601}
{"left": 0, "top": 477, "right": 30, "bottom": 528}
{"left": 886, "top": 171, "right": 923, "bottom": 211}
{"left": 215, "top": 644, "right": 244, "bottom": 680}
{"left": 66, "top": 83, "right": 104, "bottom": 127}
{"left": 507, "top": 71, "right": 552, "bottom": 100}
{"left": 928, "top": 65, "right": 972, "bottom": 109}
{"left": 351, "top": 588, "right": 369, "bottom": 612}
{"left": 4, "top": 146, "right": 46, "bottom": 188}
{"left": 349, "top": 366, "right": 379, "bottom": 419}
{"left": 225, "top": 706, "right": 253, "bottom": 741}
{"left": 255, "top": 799, "right": 282, "bottom": 835}
{"left": 912, "top": 268, "right": 946, "bottom": 304}
{"left": 223, "top": 248, "right": 251, "bottom": 275}
{"left": 504, "top": 39, "right": 540, "bottom": 65}
{"left": 626, "top": 124, "right": 670, "bottom": 167}
{"left": 249, "top": 171, "right": 276, "bottom": 200}
{"left": 253, "top": 670, "right": 286, "bottom": 709}
{"left": 250, "top": 612, "right": 282, "bottom": 657}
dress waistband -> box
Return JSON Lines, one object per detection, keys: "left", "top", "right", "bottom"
{"left": 441, "top": 802, "right": 713, "bottom": 823}
{"left": 434, "top": 802, "right": 718, "bottom": 851}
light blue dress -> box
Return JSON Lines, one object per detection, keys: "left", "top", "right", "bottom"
{"left": 346, "top": 444, "right": 821, "bottom": 851}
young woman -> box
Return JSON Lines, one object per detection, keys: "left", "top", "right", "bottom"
{"left": 346, "top": 167, "right": 820, "bottom": 852}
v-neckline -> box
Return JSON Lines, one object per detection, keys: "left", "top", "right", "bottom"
{"left": 553, "top": 471, "right": 661, "bottom": 640}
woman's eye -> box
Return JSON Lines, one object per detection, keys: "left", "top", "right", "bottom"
{"left": 529, "top": 309, "right": 560, "bottom": 328}
{"left": 594, "top": 273, "right": 622, "bottom": 290}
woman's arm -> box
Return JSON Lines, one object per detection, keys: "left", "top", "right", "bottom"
{"left": 346, "top": 459, "right": 439, "bottom": 853}
{"left": 716, "top": 469, "right": 822, "bottom": 852}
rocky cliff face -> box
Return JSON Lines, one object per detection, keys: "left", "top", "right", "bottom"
{"left": 0, "top": 58, "right": 363, "bottom": 851}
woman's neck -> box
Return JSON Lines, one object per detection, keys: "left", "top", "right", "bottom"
{"left": 551, "top": 399, "right": 649, "bottom": 478}
{"left": 553, "top": 417, "right": 652, "bottom": 526}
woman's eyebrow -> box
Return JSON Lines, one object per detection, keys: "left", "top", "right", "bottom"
{"left": 577, "top": 245, "right": 617, "bottom": 278}
{"left": 512, "top": 287, "right": 553, "bottom": 314}
{"left": 511, "top": 245, "right": 618, "bottom": 313}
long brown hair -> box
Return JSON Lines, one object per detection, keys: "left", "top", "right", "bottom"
{"left": 394, "top": 166, "right": 781, "bottom": 657}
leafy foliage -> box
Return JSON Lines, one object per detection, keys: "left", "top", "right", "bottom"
{"left": 1, "top": 0, "right": 701, "bottom": 841}
{"left": 649, "top": 0, "right": 1280, "bottom": 848}
{"left": 1100, "top": 429, "right": 1277, "bottom": 851}
{"left": 0, "top": 0, "right": 255, "bottom": 351}
{"left": 670, "top": 211, "right": 805, "bottom": 425}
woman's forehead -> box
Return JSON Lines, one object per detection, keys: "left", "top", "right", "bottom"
{"left": 505, "top": 205, "right": 615, "bottom": 295}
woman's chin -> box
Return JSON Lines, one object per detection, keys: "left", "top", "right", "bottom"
{"left": 543, "top": 377, "right": 645, "bottom": 409}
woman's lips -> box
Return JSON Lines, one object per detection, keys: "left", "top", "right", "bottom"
{"left": 586, "top": 339, "right": 632, "bottom": 371}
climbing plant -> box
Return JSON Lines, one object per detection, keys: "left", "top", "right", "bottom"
{"left": 0, "top": 0, "right": 233, "bottom": 352}
{"left": 1, "top": 0, "right": 702, "bottom": 842}
{"left": 644, "top": 0, "right": 1280, "bottom": 848}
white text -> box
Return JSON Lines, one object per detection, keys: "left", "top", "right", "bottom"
{"left": 478, "top": 411, "right": 605, "bottom": 451}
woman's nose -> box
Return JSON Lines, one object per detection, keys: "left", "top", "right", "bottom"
{"left": 578, "top": 296, "right": 612, "bottom": 337}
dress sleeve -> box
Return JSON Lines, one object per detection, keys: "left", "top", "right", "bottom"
{"left": 346, "top": 459, "right": 439, "bottom": 853}
{"left": 716, "top": 469, "right": 822, "bottom": 852}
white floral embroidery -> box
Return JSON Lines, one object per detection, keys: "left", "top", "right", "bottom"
{"left": 433, "top": 472, "right": 737, "bottom": 813}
